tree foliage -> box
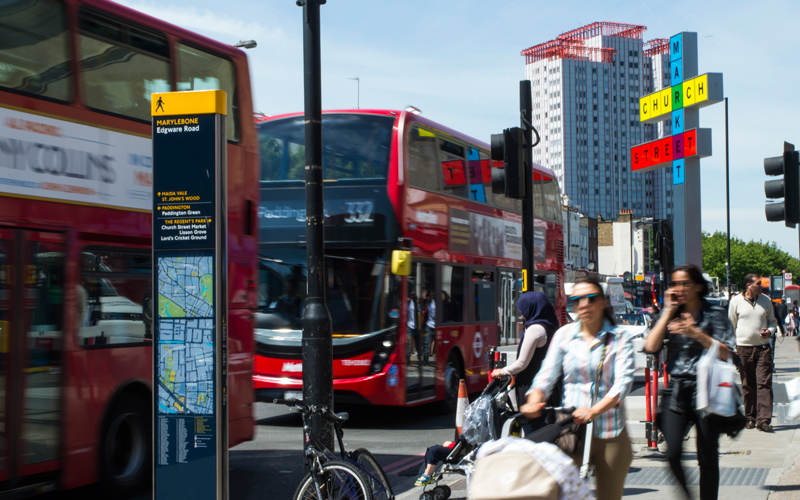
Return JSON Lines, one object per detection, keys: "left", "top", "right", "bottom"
{"left": 702, "top": 231, "right": 800, "bottom": 289}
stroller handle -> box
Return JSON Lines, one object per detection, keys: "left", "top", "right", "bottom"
{"left": 482, "top": 374, "right": 513, "bottom": 396}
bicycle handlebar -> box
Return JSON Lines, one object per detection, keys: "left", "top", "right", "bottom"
{"left": 272, "top": 398, "right": 344, "bottom": 424}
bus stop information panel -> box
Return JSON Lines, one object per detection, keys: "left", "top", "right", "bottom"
{"left": 151, "top": 90, "right": 228, "bottom": 500}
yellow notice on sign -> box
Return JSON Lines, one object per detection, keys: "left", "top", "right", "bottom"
{"left": 151, "top": 89, "right": 227, "bottom": 117}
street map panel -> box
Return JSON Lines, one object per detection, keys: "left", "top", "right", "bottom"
{"left": 157, "top": 256, "right": 215, "bottom": 415}
{"left": 158, "top": 256, "right": 213, "bottom": 318}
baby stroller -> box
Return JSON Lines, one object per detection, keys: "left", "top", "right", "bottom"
{"left": 419, "top": 403, "right": 587, "bottom": 500}
{"left": 416, "top": 376, "right": 534, "bottom": 500}
{"left": 415, "top": 376, "right": 517, "bottom": 500}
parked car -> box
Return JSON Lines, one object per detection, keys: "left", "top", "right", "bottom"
{"left": 614, "top": 311, "right": 652, "bottom": 340}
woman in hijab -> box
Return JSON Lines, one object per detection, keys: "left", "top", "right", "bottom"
{"left": 491, "top": 291, "right": 560, "bottom": 408}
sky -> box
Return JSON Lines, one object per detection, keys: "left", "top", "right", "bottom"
{"left": 119, "top": 0, "right": 800, "bottom": 258}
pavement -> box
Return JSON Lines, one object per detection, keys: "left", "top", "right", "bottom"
{"left": 396, "top": 337, "right": 800, "bottom": 500}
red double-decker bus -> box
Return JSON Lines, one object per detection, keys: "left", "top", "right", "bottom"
{"left": 254, "top": 110, "right": 565, "bottom": 410}
{"left": 0, "top": 0, "right": 258, "bottom": 494}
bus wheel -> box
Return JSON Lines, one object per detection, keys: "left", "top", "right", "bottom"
{"left": 438, "top": 355, "right": 463, "bottom": 413}
{"left": 101, "top": 392, "right": 150, "bottom": 496}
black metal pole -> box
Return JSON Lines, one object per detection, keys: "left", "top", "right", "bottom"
{"left": 520, "top": 81, "right": 535, "bottom": 291}
{"left": 299, "top": 0, "right": 333, "bottom": 450}
{"left": 658, "top": 220, "right": 664, "bottom": 302}
{"left": 725, "top": 97, "right": 731, "bottom": 297}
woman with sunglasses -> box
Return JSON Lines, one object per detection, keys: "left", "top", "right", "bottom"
{"left": 644, "top": 264, "right": 735, "bottom": 500}
{"left": 521, "top": 275, "right": 635, "bottom": 500}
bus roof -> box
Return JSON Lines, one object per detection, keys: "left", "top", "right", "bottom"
{"left": 259, "top": 109, "right": 558, "bottom": 180}
{"left": 83, "top": 0, "right": 247, "bottom": 60}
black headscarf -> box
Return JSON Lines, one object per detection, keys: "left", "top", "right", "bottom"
{"left": 515, "top": 291, "right": 560, "bottom": 336}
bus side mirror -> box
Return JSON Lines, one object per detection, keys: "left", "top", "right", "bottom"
{"left": 391, "top": 250, "right": 411, "bottom": 276}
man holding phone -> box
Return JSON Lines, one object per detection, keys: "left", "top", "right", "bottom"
{"left": 729, "top": 274, "right": 778, "bottom": 431}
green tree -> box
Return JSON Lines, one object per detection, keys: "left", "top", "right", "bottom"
{"left": 701, "top": 231, "right": 800, "bottom": 290}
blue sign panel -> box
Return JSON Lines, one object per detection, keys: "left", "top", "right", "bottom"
{"left": 152, "top": 93, "right": 227, "bottom": 500}
{"left": 670, "top": 59, "right": 683, "bottom": 85}
{"left": 672, "top": 109, "right": 685, "bottom": 135}
{"left": 670, "top": 33, "right": 683, "bottom": 62}
{"left": 673, "top": 158, "right": 686, "bottom": 185}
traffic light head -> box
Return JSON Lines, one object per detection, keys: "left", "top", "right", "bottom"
{"left": 764, "top": 148, "right": 799, "bottom": 228}
{"left": 489, "top": 127, "right": 525, "bottom": 199}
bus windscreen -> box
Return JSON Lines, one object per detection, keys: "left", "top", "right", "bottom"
{"left": 258, "top": 114, "right": 394, "bottom": 181}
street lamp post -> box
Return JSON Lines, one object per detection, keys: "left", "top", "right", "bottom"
{"left": 725, "top": 97, "right": 732, "bottom": 297}
{"left": 298, "top": 0, "right": 334, "bottom": 451}
{"left": 348, "top": 77, "right": 360, "bottom": 109}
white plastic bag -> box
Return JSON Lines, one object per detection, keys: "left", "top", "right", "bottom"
{"left": 696, "top": 339, "right": 738, "bottom": 417}
{"left": 786, "top": 377, "right": 800, "bottom": 420}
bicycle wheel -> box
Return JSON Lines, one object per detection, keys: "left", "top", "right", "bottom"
{"left": 352, "top": 448, "right": 394, "bottom": 500}
{"left": 293, "top": 460, "right": 372, "bottom": 500}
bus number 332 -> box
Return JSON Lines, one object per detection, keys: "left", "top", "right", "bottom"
{"left": 344, "top": 201, "right": 374, "bottom": 223}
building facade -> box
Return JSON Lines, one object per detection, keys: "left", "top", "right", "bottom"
{"left": 597, "top": 210, "right": 651, "bottom": 277}
{"left": 522, "top": 22, "right": 674, "bottom": 221}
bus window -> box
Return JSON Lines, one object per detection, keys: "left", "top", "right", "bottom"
{"left": 79, "top": 248, "right": 152, "bottom": 346}
{"left": 407, "top": 125, "right": 440, "bottom": 191}
{"left": 441, "top": 265, "right": 465, "bottom": 323}
{"left": 534, "top": 273, "right": 558, "bottom": 306}
{"left": 259, "top": 114, "right": 394, "bottom": 181}
{"left": 439, "top": 139, "right": 469, "bottom": 198}
{"left": 472, "top": 270, "right": 495, "bottom": 322}
{"left": 176, "top": 43, "right": 238, "bottom": 141}
{"left": 477, "top": 150, "right": 496, "bottom": 205}
{"left": 468, "top": 148, "right": 491, "bottom": 204}
{"left": 78, "top": 9, "right": 170, "bottom": 122}
{"left": 0, "top": 0, "right": 71, "bottom": 101}
{"left": 541, "top": 178, "right": 562, "bottom": 223}
{"left": 532, "top": 173, "right": 545, "bottom": 219}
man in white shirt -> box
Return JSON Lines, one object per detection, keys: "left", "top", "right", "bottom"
{"left": 729, "top": 274, "right": 778, "bottom": 431}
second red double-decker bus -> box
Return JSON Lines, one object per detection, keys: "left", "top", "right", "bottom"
{"left": 253, "top": 110, "right": 564, "bottom": 409}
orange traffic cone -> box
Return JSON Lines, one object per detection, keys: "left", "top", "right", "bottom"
{"left": 455, "top": 379, "right": 468, "bottom": 438}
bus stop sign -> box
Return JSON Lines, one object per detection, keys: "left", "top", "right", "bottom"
{"left": 151, "top": 90, "right": 228, "bottom": 500}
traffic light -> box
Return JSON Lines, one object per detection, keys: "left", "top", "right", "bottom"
{"left": 764, "top": 143, "right": 800, "bottom": 228}
{"left": 490, "top": 127, "right": 525, "bottom": 199}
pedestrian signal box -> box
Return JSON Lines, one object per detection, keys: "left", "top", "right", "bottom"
{"left": 764, "top": 143, "right": 800, "bottom": 228}
{"left": 491, "top": 127, "right": 525, "bottom": 199}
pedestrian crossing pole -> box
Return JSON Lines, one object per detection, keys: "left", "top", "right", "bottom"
{"left": 520, "top": 81, "right": 538, "bottom": 293}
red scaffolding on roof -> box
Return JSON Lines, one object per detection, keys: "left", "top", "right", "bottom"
{"left": 521, "top": 21, "right": 649, "bottom": 64}
{"left": 644, "top": 38, "right": 670, "bottom": 57}
{"left": 556, "top": 21, "right": 647, "bottom": 42}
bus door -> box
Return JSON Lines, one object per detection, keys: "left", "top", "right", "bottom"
{"left": 498, "top": 270, "right": 519, "bottom": 345}
{"left": 405, "top": 261, "right": 436, "bottom": 403}
{"left": 0, "top": 229, "right": 64, "bottom": 489}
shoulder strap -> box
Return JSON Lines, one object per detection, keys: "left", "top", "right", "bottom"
{"left": 592, "top": 331, "right": 613, "bottom": 404}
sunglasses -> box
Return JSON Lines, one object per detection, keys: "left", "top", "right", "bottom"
{"left": 567, "top": 293, "right": 601, "bottom": 312}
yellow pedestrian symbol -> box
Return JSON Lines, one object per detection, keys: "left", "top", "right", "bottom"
{"left": 155, "top": 96, "right": 165, "bottom": 112}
